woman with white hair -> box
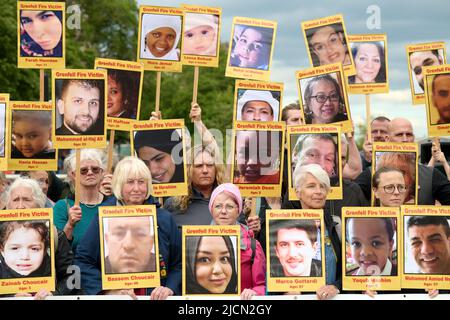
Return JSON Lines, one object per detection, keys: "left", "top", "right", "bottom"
{"left": 75, "top": 156, "right": 181, "bottom": 299}
{"left": 292, "top": 163, "right": 342, "bottom": 300}
{"left": 5, "top": 177, "right": 47, "bottom": 209}
{"left": 140, "top": 13, "right": 182, "bottom": 61}
{"left": 53, "top": 149, "right": 106, "bottom": 252}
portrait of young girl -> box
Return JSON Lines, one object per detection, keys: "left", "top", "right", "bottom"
{"left": 0, "top": 220, "right": 51, "bottom": 279}
{"left": 185, "top": 235, "right": 238, "bottom": 294}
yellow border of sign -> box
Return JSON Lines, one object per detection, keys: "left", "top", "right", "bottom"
{"left": 0, "top": 94, "right": 10, "bottom": 171}
{"left": 295, "top": 63, "right": 353, "bottom": 133}
{"left": 181, "top": 5, "right": 222, "bottom": 68}
{"left": 400, "top": 205, "right": 450, "bottom": 290}
{"left": 7, "top": 101, "right": 58, "bottom": 171}
{"left": 371, "top": 142, "right": 419, "bottom": 206}
{"left": 406, "top": 42, "right": 447, "bottom": 105}
{"left": 225, "top": 17, "right": 277, "bottom": 81}
{"left": 182, "top": 225, "right": 241, "bottom": 296}
{"left": 233, "top": 79, "right": 283, "bottom": 122}
{"left": 94, "top": 58, "right": 144, "bottom": 131}
{"left": 346, "top": 34, "right": 389, "bottom": 95}
{"left": 0, "top": 208, "right": 55, "bottom": 295}
{"left": 137, "top": 6, "right": 184, "bottom": 73}
{"left": 17, "top": 1, "right": 65, "bottom": 69}
{"left": 130, "top": 119, "right": 188, "bottom": 197}
{"left": 266, "top": 209, "right": 325, "bottom": 293}
{"left": 52, "top": 69, "right": 107, "bottom": 149}
{"left": 301, "top": 14, "right": 355, "bottom": 75}
{"left": 286, "top": 124, "right": 342, "bottom": 201}
{"left": 99, "top": 205, "right": 161, "bottom": 291}
{"left": 423, "top": 64, "right": 450, "bottom": 137}
{"left": 342, "top": 207, "right": 401, "bottom": 291}
{"left": 230, "top": 121, "right": 285, "bottom": 197}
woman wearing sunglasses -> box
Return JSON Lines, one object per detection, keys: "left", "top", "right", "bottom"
{"left": 53, "top": 149, "right": 106, "bottom": 252}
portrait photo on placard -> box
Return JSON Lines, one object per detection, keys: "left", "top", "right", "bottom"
{"left": 139, "top": 13, "right": 182, "bottom": 62}
{"left": 229, "top": 24, "right": 274, "bottom": 71}
{"left": 268, "top": 219, "right": 322, "bottom": 278}
{"left": 304, "top": 23, "right": 351, "bottom": 68}
{"left": 403, "top": 215, "right": 450, "bottom": 275}
{"left": 233, "top": 130, "right": 282, "bottom": 185}
{"left": 348, "top": 41, "right": 387, "bottom": 84}
{"left": 290, "top": 132, "right": 340, "bottom": 187}
{"left": 373, "top": 152, "right": 416, "bottom": 205}
{"left": 10, "top": 110, "right": 55, "bottom": 160}
{"left": 102, "top": 216, "right": 156, "bottom": 274}
{"left": 0, "top": 219, "right": 52, "bottom": 279}
{"left": 409, "top": 49, "right": 445, "bottom": 95}
{"left": 185, "top": 235, "right": 239, "bottom": 294}
{"left": 299, "top": 73, "right": 349, "bottom": 125}
{"left": 426, "top": 72, "right": 450, "bottom": 125}
{"left": 235, "top": 89, "right": 280, "bottom": 122}
{"left": 0, "top": 103, "right": 5, "bottom": 158}
{"left": 345, "top": 217, "right": 398, "bottom": 276}
{"left": 54, "top": 78, "right": 105, "bottom": 136}
{"left": 182, "top": 12, "right": 219, "bottom": 57}
{"left": 105, "top": 69, "right": 141, "bottom": 120}
{"left": 19, "top": 8, "right": 63, "bottom": 58}
{"left": 133, "top": 128, "right": 185, "bottom": 184}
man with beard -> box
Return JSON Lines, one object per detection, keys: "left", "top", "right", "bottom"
{"left": 409, "top": 50, "right": 443, "bottom": 94}
{"left": 431, "top": 73, "right": 450, "bottom": 124}
{"left": 56, "top": 79, "right": 104, "bottom": 135}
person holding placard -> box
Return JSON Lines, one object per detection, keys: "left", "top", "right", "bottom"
{"left": 303, "top": 75, "right": 347, "bottom": 125}
{"left": 19, "top": 10, "right": 63, "bottom": 57}
{"left": 140, "top": 14, "right": 181, "bottom": 61}
{"left": 183, "top": 13, "right": 218, "bottom": 56}
{"left": 348, "top": 42, "right": 386, "bottom": 84}
{"left": 208, "top": 183, "right": 266, "bottom": 300}
{"left": 75, "top": 156, "right": 181, "bottom": 299}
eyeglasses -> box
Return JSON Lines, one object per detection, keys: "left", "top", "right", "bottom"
{"left": 213, "top": 204, "right": 238, "bottom": 212}
{"left": 382, "top": 184, "right": 407, "bottom": 194}
{"left": 310, "top": 93, "right": 340, "bottom": 104}
{"left": 80, "top": 166, "right": 102, "bottom": 175}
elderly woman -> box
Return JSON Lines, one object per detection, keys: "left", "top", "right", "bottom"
{"left": 292, "top": 164, "right": 341, "bottom": 300}
{"left": 53, "top": 149, "right": 106, "bottom": 252}
{"left": 2, "top": 177, "right": 75, "bottom": 299}
{"left": 75, "top": 156, "right": 181, "bottom": 299}
{"left": 208, "top": 183, "right": 266, "bottom": 300}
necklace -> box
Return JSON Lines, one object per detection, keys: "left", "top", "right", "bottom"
{"left": 80, "top": 194, "right": 102, "bottom": 208}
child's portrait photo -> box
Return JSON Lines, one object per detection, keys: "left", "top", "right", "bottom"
{"left": 182, "top": 12, "right": 219, "bottom": 57}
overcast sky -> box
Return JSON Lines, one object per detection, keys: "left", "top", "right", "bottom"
{"left": 138, "top": 0, "right": 450, "bottom": 141}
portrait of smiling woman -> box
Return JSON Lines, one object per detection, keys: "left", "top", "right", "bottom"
{"left": 185, "top": 235, "right": 238, "bottom": 294}
{"left": 348, "top": 42, "right": 386, "bottom": 84}
{"left": 19, "top": 10, "right": 63, "bottom": 57}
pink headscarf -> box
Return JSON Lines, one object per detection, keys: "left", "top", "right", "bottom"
{"left": 208, "top": 183, "right": 243, "bottom": 214}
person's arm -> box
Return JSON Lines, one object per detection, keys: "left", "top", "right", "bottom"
{"left": 430, "top": 151, "right": 450, "bottom": 181}
{"left": 342, "top": 133, "right": 363, "bottom": 180}
{"left": 190, "top": 102, "right": 221, "bottom": 154}
{"left": 73, "top": 212, "right": 103, "bottom": 295}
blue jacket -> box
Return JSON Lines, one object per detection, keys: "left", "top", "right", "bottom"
{"left": 74, "top": 196, "right": 182, "bottom": 295}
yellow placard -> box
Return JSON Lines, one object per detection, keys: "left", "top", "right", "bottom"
{"left": 225, "top": 17, "right": 277, "bottom": 81}
{"left": 17, "top": 1, "right": 65, "bottom": 69}
{"left": 231, "top": 121, "right": 285, "bottom": 197}
{"left": 401, "top": 205, "right": 450, "bottom": 289}
{"left": 99, "top": 206, "right": 160, "bottom": 290}
{"left": 233, "top": 79, "right": 283, "bottom": 122}
{"left": 266, "top": 210, "right": 325, "bottom": 292}
{"left": 131, "top": 120, "right": 188, "bottom": 197}
{"left": 346, "top": 34, "right": 389, "bottom": 94}
{"left": 342, "top": 207, "right": 401, "bottom": 291}
{"left": 52, "top": 69, "right": 107, "bottom": 149}
{"left": 296, "top": 63, "right": 353, "bottom": 133}
{"left": 424, "top": 64, "right": 450, "bottom": 137}
{"left": 137, "top": 6, "right": 184, "bottom": 72}
{"left": 0, "top": 208, "right": 55, "bottom": 295}
{"left": 406, "top": 42, "right": 447, "bottom": 105}
{"left": 182, "top": 225, "right": 241, "bottom": 296}
{"left": 181, "top": 5, "right": 221, "bottom": 68}
{"left": 372, "top": 142, "right": 419, "bottom": 206}
{"left": 8, "top": 101, "right": 57, "bottom": 171}
{"left": 0, "top": 94, "right": 9, "bottom": 171}
{"left": 287, "top": 124, "right": 342, "bottom": 201}
{"left": 94, "top": 58, "right": 144, "bottom": 130}
{"left": 301, "top": 14, "right": 355, "bottom": 75}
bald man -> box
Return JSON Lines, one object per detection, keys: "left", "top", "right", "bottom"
{"left": 355, "top": 117, "right": 450, "bottom": 205}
